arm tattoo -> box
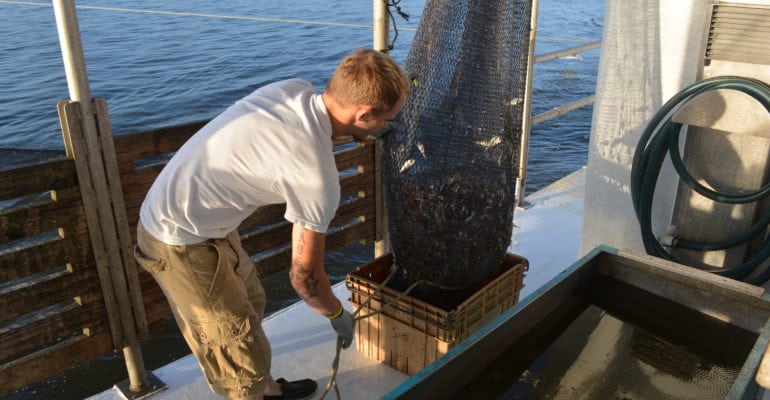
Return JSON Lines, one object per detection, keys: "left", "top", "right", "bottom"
{"left": 290, "top": 230, "right": 320, "bottom": 298}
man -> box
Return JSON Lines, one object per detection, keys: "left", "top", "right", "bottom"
{"left": 134, "top": 48, "right": 409, "bottom": 400}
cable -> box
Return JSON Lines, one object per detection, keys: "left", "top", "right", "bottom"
{"left": 630, "top": 75, "right": 770, "bottom": 284}
{"left": 320, "top": 263, "right": 464, "bottom": 399}
{"left": 386, "top": 0, "right": 410, "bottom": 50}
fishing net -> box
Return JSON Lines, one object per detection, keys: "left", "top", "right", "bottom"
{"left": 382, "top": 0, "right": 532, "bottom": 309}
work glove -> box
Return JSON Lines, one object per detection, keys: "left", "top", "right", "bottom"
{"left": 329, "top": 307, "right": 355, "bottom": 349}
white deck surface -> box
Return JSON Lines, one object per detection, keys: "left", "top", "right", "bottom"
{"left": 89, "top": 168, "right": 587, "bottom": 400}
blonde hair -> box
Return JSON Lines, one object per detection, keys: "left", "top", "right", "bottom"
{"left": 325, "top": 48, "right": 410, "bottom": 116}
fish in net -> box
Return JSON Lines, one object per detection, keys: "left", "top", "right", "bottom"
{"left": 382, "top": 0, "right": 533, "bottom": 309}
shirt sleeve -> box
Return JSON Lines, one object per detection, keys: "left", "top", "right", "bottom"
{"left": 278, "top": 167, "right": 341, "bottom": 233}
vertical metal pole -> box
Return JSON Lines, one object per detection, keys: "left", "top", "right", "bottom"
{"left": 373, "top": 1, "right": 391, "bottom": 258}
{"left": 52, "top": 0, "right": 149, "bottom": 393}
{"left": 373, "top": 0, "right": 392, "bottom": 258}
{"left": 516, "top": 0, "right": 539, "bottom": 208}
{"left": 373, "top": 0, "right": 389, "bottom": 52}
{"left": 52, "top": 0, "right": 95, "bottom": 124}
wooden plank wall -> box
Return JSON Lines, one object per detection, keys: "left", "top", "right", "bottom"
{"left": 0, "top": 157, "right": 115, "bottom": 395}
{"left": 0, "top": 120, "right": 377, "bottom": 395}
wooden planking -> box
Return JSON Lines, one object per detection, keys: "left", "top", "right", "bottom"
{"left": 326, "top": 218, "right": 375, "bottom": 250}
{"left": 239, "top": 204, "right": 287, "bottom": 231}
{"left": 335, "top": 143, "right": 374, "bottom": 171}
{"left": 94, "top": 98, "right": 150, "bottom": 341}
{"left": 340, "top": 170, "right": 375, "bottom": 196}
{"left": 332, "top": 195, "right": 376, "bottom": 226}
{"left": 0, "top": 234, "right": 93, "bottom": 284}
{"left": 239, "top": 195, "right": 375, "bottom": 256}
{"left": 0, "top": 331, "right": 114, "bottom": 397}
{"left": 253, "top": 219, "right": 375, "bottom": 277}
{"left": 120, "top": 164, "right": 165, "bottom": 222}
{"left": 0, "top": 186, "right": 87, "bottom": 242}
{"left": 114, "top": 131, "right": 367, "bottom": 176}
{"left": 115, "top": 134, "right": 373, "bottom": 238}
{"left": 0, "top": 267, "right": 101, "bottom": 324}
{"left": 0, "top": 123, "right": 377, "bottom": 395}
{"left": 241, "top": 222, "right": 292, "bottom": 256}
{"left": 112, "top": 121, "right": 206, "bottom": 172}
{"left": 255, "top": 248, "right": 292, "bottom": 278}
{"left": 113, "top": 121, "right": 204, "bottom": 231}
{"left": 59, "top": 100, "right": 126, "bottom": 349}
{"left": 236, "top": 168, "right": 375, "bottom": 232}
{"left": 0, "top": 299, "right": 108, "bottom": 362}
{"left": 0, "top": 158, "right": 76, "bottom": 202}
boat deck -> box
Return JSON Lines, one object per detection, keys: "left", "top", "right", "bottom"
{"left": 89, "top": 168, "right": 587, "bottom": 400}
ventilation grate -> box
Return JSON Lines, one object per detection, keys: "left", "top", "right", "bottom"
{"left": 706, "top": 3, "right": 770, "bottom": 65}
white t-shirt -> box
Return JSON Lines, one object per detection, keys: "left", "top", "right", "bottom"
{"left": 140, "top": 79, "right": 341, "bottom": 245}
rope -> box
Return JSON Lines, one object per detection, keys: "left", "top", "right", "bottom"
{"left": 319, "top": 264, "right": 465, "bottom": 400}
{"left": 386, "top": 0, "right": 411, "bottom": 50}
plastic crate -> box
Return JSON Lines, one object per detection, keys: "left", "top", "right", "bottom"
{"left": 346, "top": 253, "right": 527, "bottom": 375}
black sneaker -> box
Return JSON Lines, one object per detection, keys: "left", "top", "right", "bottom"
{"left": 264, "top": 378, "right": 318, "bottom": 400}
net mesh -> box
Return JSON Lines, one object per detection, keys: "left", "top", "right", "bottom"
{"left": 382, "top": 0, "right": 532, "bottom": 309}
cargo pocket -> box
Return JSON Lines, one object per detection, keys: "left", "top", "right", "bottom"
{"left": 187, "top": 240, "right": 236, "bottom": 301}
{"left": 134, "top": 245, "right": 166, "bottom": 272}
{"left": 191, "top": 315, "right": 269, "bottom": 384}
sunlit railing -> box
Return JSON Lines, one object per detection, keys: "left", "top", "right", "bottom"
{"left": 516, "top": 40, "right": 602, "bottom": 207}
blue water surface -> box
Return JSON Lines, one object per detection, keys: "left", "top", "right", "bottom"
{"left": 0, "top": 0, "right": 602, "bottom": 193}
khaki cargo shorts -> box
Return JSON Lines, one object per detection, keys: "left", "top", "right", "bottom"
{"left": 135, "top": 222, "right": 271, "bottom": 398}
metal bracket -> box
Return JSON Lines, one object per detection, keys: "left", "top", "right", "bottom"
{"left": 113, "top": 371, "right": 167, "bottom": 400}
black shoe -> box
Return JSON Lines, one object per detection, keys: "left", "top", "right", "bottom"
{"left": 264, "top": 378, "right": 318, "bottom": 400}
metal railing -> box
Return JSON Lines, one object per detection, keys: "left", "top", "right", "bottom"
{"left": 516, "top": 40, "right": 602, "bottom": 207}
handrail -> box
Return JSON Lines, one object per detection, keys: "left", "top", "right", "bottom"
{"left": 532, "top": 95, "right": 595, "bottom": 125}
{"left": 534, "top": 40, "right": 601, "bottom": 63}
{"left": 516, "top": 40, "right": 602, "bottom": 208}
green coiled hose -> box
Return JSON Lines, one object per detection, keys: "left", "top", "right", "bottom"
{"left": 630, "top": 75, "right": 770, "bottom": 284}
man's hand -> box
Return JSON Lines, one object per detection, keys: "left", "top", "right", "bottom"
{"left": 329, "top": 308, "right": 355, "bottom": 349}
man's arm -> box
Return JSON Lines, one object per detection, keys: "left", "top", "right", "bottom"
{"left": 289, "top": 224, "right": 341, "bottom": 316}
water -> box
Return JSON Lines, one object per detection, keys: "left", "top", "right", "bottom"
{"left": 456, "top": 277, "right": 755, "bottom": 399}
{"left": 0, "top": 0, "right": 602, "bottom": 193}
{"left": 0, "top": 0, "right": 604, "bottom": 398}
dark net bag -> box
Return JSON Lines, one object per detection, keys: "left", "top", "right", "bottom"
{"left": 382, "top": 0, "right": 532, "bottom": 309}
